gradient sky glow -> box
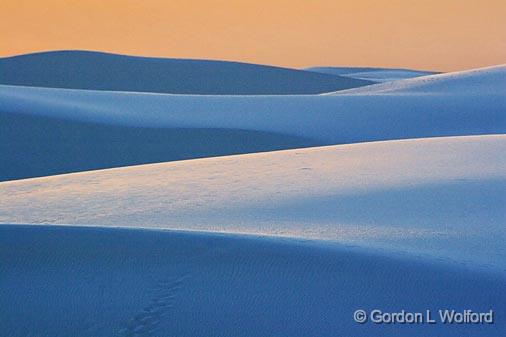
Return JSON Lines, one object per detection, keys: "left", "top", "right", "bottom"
{"left": 2, "top": 0, "right": 505, "bottom": 71}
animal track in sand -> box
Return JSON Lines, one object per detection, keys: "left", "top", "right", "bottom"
{"left": 120, "top": 274, "right": 188, "bottom": 337}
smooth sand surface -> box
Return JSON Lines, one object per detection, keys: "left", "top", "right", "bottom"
{"left": 1, "top": 224, "right": 504, "bottom": 337}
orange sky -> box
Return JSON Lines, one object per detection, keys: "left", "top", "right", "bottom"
{"left": 2, "top": 0, "right": 505, "bottom": 71}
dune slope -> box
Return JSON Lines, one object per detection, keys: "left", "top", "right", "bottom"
{"left": 0, "top": 51, "right": 372, "bottom": 95}
{"left": 0, "top": 111, "right": 318, "bottom": 181}
{"left": 331, "top": 64, "right": 506, "bottom": 95}
{"left": 1, "top": 64, "right": 504, "bottom": 181}
{"left": 1, "top": 224, "right": 504, "bottom": 337}
{"left": 1, "top": 135, "right": 504, "bottom": 272}
{"left": 305, "top": 66, "right": 437, "bottom": 82}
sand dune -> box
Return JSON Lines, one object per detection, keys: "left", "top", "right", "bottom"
{"left": 1, "top": 64, "right": 504, "bottom": 181}
{"left": 0, "top": 50, "right": 372, "bottom": 95}
{"left": 305, "top": 66, "right": 437, "bottom": 82}
{"left": 2, "top": 135, "right": 504, "bottom": 272}
{"left": 0, "top": 111, "right": 318, "bottom": 181}
{"left": 330, "top": 64, "right": 506, "bottom": 95}
{"left": 1, "top": 52, "right": 504, "bottom": 337}
{"left": 1, "top": 224, "right": 503, "bottom": 337}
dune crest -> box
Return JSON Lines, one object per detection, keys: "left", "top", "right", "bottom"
{"left": 1, "top": 63, "right": 504, "bottom": 181}
{"left": 306, "top": 66, "right": 437, "bottom": 82}
{"left": 329, "top": 64, "right": 506, "bottom": 95}
{"left": 2, "top": 135, "right": 504, "bottom": 272}
{"left": 0, "top": 50, "right": 372, "bottom": 95}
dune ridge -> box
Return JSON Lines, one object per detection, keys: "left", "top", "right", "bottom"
{"left": 329, "top": 64, "right": 506, "bottom": 95}
{"left": 0, "top": 50, "right": 372, "bottom": 95}
{"left": 1, "top": 135, "right": 504, "bottom": 272}
{"left": 1, "top": 64, "right": 504, "bottom": 181}
{"left": 305, "top": 66, "right": 437, "bottom": 82}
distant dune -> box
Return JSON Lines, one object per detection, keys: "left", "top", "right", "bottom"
{"left": 1, "top": 64, "right": 504, "bottom": 181}
{"left": 305, "top": 66, "right": 437, "bottom": 82}
{"left": 0, "top": 51, "right": 372, "bottom": 95}
{"left": 329, "top": 64, "right": 506, "bottom": 94}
